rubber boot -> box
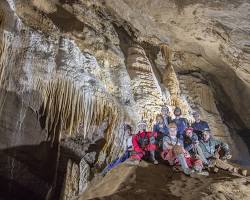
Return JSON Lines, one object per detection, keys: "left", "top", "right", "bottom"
{"left": 150, "top": 151, "right": 158, "bottom": 165}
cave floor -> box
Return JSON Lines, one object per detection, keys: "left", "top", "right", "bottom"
{"left": 80, "top": 161, "right": 250, "bottom": 200}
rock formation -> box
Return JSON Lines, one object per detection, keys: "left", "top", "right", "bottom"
{"left": 0, "top": 0, "right": 249, "bottom": 199}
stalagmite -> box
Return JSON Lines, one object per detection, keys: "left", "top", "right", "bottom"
{"left": 160, "top": 44, "right": 190, "bottom": 116}
{"left": 160, "top": 44, "right": 180, "bottom": 106}
{"left": 127, "top": 44, "right": 165, "bottom": 126}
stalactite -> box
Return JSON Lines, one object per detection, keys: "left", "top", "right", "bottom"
{"left": 36, "top": 78, "right": 124, "bottom": 157}
{"left": 0, "top": 13, "right": 8, "bottom": 89}
{"left": 0, "top": 12, "right": 11, "bottom": 115}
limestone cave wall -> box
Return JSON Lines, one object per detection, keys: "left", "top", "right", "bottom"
{"left": 0, "top": 0, "right": 249, "bottom": 199}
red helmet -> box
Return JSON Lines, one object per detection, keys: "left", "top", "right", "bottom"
{"left": 185, "top": 127, "right": 193, "bottom": 132}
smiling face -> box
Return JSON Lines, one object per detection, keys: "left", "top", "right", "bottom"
{"left": 193, "top": 113, "right": 200, "bottom": 122}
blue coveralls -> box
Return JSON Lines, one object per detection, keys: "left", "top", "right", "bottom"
{"left": 102, "top": 148, "right": 131, "bottom": 174}
{"left": 153, "top": 123, "right": 169, "bottom": 150}
{"left": 173, "top": 118, "right": 189, "bottom": 139}
{"left": 153, "top": 123, "right": 169, "bottom": 135}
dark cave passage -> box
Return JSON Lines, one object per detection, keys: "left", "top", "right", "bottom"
{"left": 210, "top": 75, "right": 250, "bottom": 166}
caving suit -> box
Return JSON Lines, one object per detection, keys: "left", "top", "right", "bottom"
{"left": 130, "top": 131, "right": 157, "bottom": 161}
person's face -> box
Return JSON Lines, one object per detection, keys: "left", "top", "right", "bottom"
{"left": 186, "top": 130, "right": 193, "bottom": 137}
{"left": 174, "top": 111, "right": 181, "bottom": 117}
{"left": 194, "top": 114, "right": 200, "bottom": 122}
{"left": 161, "top": 108, "right": 169, "bottom": 116}
{"left": 203, "top": 132, "right": 210, "bottom": 141}
{"left": 157, "top": 116, "right": 163, "bottom": 124}
{"left": 169, "top": 128, "right": 177, "bottom": 137}
{"left": 126, "top": 129, "right": 132, "bottom": 136}
{"left": 138, "top": 124, "right": 147, "bottom": 131}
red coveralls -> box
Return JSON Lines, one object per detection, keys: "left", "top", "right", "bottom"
{"left": 130, "top": 131, "right": 157, "bottom": 160}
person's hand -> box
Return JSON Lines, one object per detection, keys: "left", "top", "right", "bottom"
{"left": 193, "top": 141, "right": 199, "bottom": 147}
{"left": 222, "top": 153, "right": 232, "bottom": 160}
{"left": 173, "top": 145, "right": 183, "bottom": 155}
{"left": 127, "top": 147, "right": 133, "bottom": 151}
{"left": 214, "top": 150, "right": 220, "bottom": 159}
{"left": 194, "top": 154, "right": 200, "bottom": 160}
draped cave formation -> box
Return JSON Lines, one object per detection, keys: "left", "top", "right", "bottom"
{"left": 0, "top": 0, "right": 250, "bottom": 200}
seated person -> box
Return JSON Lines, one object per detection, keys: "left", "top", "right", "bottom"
{"left": 161, "top": 105, "right": 172, "bottom": 126}
{"left": 199, "top": 128, "right": 247, "bottom": 175}
{"left": 184, "top": 127, "right": 208, "bottom": 165}
{"left": 129, "top": 120, "right": 158, "bottom": 165}
{"left": 101, "top": 124, "right": 133, "bottom": 175}
{"left": 153, "top": 114, "right": 169, "bottom": 149}
{"left": 199, "top": 128, "right": 231, "bottom": 161}
{"left": 173, "top": 107, "right": 189, "bottom": 139}
{"left": 191, "top": 111, "right": 210, "bottom": 138}
{"left": 161, "top": 123, "right": 203, "bottom": 175}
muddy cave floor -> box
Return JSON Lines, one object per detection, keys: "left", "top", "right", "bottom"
{"left": 81, "top": 161, "right": 250, "bottom": 200}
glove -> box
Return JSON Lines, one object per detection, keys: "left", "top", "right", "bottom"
{"left": 221, "top": 152, "right": 232, "bottom": 160}
{"left": 193, "top": 141, "right": 199, "bottom": 146}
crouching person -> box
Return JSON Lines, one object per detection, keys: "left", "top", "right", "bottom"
{"left": 128, "top": 120, "right": 158, "bottom": 165}
{"left": 199, "top": 129, "right": 247, "bottom": 176}
{"left": 199, "top": 128, "right": 231, "bottom": 162}
{"left": 161, "top": 123, "right": 202, "bottom": 175}
{"left": 100, "top": 124, "right": 133, "bottom": 175}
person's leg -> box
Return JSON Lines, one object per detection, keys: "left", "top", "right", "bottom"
{"left": 130, "top": 151, "right": 144, "bottom": 160}
{"left": 161, "top": 149, "right": 175, "bottom": 165}
{"left": 214, "top": 158, "right": 234, "bottom": 171}
{"left": 173, "top": 145, "right": 193, "bottom": 175}
{"left": 162, "top": 136, "right": 168, "bottom": 151}
{"left": 176, "top": 154, "right": 189, "bottom": 170}
{"left": 125, "top": 151, "right": 142, "bottom": 165}
{"left": 196, "top": 145, "right": 209, "bottom": 165}
{"left": 101, "top": 157, "right": 121, "bottom": 175}
{"left": 193, "top": 159, "right": 203, "bottom": 172}
{"left": 120, "top": 151, "right": 130, "bottom": 163}
{"left": 148, "top": 135, "right": 158, "bottom": 164}
{"left": 177, "top": 154, "right": 193, "bottom": 175}
{"left": 150, "top": 150, "right": 158, "bottom": 164}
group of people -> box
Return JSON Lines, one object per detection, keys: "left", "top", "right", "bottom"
{"left": 101, "top": 106, "right": 247, "bottom": 176}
